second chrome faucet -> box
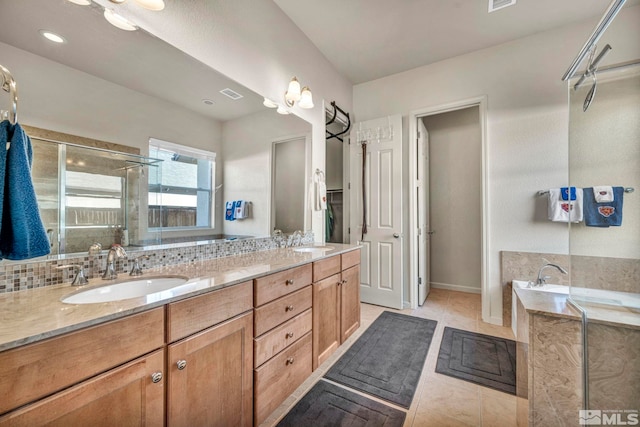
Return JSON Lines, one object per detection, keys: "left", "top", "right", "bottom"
{"left": 102, "top": 244, "right": 127, "bottom": 280}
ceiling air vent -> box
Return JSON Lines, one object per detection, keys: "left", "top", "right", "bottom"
{"left": 219, "top": 88, "right": 243, "bottom": 100}
{"left": 488, "top": 0, "right": 516, "bottom": 13}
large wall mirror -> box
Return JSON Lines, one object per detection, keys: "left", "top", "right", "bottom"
{"left": 0, "top": 0, "right": 311, "bottom": 258}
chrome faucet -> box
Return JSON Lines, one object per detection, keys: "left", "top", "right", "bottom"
{"left": 102, "top": 244, "right": 127, "bottom": 280}
{"left": 288, "top": 230, "right": 303, "bottom": 248}
{"left": 129, "top": 255, "right": 150, "bottom": 276}
{"left": 536, "top": 263, "right": 568, "bottom": 286}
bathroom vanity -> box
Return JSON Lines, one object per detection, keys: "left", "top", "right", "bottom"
{"left": 0, "top": 244, "right": 361, "bottom": 426}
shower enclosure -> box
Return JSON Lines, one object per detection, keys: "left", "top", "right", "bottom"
{"left": 30, "top": 137, "right": 162, "bottom": 256}
{"left": 564, "top": 0, "right": 640, "bottom": 417}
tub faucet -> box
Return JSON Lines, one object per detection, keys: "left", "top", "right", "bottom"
{"left": 536, "top": 263, "right": 568, "bottom": 286}
{"left": 102, "top": 244, "right": 127, "bottom": 280}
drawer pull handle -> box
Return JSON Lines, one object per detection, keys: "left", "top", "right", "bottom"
{"left": 341, "top": 279, "right": 347, "bottom": 285}
{"left": 337, "top": 281, "right": 342, "bottom": 286}
{"left": 286, "top": 305, "right": 295, "bottom": 312}
{"left": 177, "top": 360, "right": 187, "bottom": 370}
{"left": 286, "top": 357, "right": 295, "bottom": 365}
{"left": 286, "top": 279, "right": 294, "bottom": 285}
{"left": 151, "top": 372, "right": 163, "bottom": 383}
{"left": 286, "top": 332, "right": 295, "bottom": 339}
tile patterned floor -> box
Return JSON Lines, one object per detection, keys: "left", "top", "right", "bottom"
{"left": 260, "top": 288, "right": 527, "bottom": 427}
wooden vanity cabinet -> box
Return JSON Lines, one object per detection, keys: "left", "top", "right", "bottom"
{"left": 253, "top": 264, "right": 313, "bottom": 426}
{"left": 0, "top": 308, "right": 165, "bottom": 425}
{"left": 166, "top": 281, "right": 254, "bottom": 427}
{"left": 312, "top": 250, "right": 361, "bottom": 370}
{"left": 0, "top": 350, "right": 165, "bottom": 427}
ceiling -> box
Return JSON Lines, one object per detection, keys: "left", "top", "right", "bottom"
{"left": 274, "top": 0, "right": 640, "bottom": 84}
{"left": 0, "top": 0, "right": 265, "bottom": 122}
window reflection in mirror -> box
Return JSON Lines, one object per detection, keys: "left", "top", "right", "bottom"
{"left": 149, "top": 138, "right": 216, "bottom": 230}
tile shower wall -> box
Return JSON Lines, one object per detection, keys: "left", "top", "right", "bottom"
{"left": 0, "top": 233, "right": 314, "bottom": 293}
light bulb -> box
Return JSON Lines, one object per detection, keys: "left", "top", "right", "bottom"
{"left": 104, "top": 9, "right": 137, "bottom": 31}
{"left": 298, "top": 87, "right": 314, "bottom": 109}
{"left": 285, "top": 77, "right": 301, "bottom": 105}
{"left": 39, "top": 30, "right": 66, "bottom": 43}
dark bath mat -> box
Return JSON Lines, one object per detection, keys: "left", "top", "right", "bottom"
{"left": 435, "top": 327, "right": 517, "bottom": 395}
{"left": 277, "top": 380, "right": 406, "bottom": 427}
{"left": 324, "top": 311, "right": 437, "bottom": 408}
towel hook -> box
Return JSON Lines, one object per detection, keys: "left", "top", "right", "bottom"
{"left": 0, "top": 64, "right": 18, "bottom": 124}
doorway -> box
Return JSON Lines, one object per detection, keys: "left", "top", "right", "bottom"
{"left": 409, "top": 97, "right": 488, "bottom": 320}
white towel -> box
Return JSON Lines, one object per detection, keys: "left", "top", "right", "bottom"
{"left": 318, "top": 181, "right": 327, "bottom": 211}
{"left": 234, "top": 200, "right": 248, "bottom": 219}
{"left": 548, "top": 188, "right": 583, "bottom": 222}
{"left": 593, "top": 186, "right": 614, "bottom": 203}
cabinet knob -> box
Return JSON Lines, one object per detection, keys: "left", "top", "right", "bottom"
{"left": 286, "top": 357, "right": 295, "bottom": 365}
{"left": 286, "top": 332, "right": 295, "bottom": 339}
{"left": 341, "top": 279, "right": 347, "bottom": 285}
{"left": 177, "top": 360, "right": 187, "bottom": 370}
{"left": 286, "top": 279, "right": 294, "bottom": 285}
{"left": 337, "top": 281, "right": 341, "bottom": 286}
{"left": 151, "top": 372, "right": 163, "bottom": 383}
{"left": 285, "top": 305, "right": 294, "bottom": 312}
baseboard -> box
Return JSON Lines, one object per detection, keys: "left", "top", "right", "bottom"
{"left": 431, "top": 282, "right": 481, "bottom": 294}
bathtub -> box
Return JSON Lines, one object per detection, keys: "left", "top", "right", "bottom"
{"left": 512, "top": 279, "right": 640, "bottom": 336}
{"left": 513, "top": 279, "right": 640, "bottom": 309}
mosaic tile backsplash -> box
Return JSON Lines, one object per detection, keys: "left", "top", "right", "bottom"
{"left": 0, "top": 233, "right": 314, "bottom": 293}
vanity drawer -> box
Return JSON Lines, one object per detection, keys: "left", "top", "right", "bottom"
{"left": 167, "top": 281, "right": 253, "bottom": 342}
{"left": 254, "top": 264, "right": 312, "bottom": 306}
{"left": 254, "top": 286, "right": 312, "bottom": 336}
{"left": 254, "top": 308, "right": 312, "bottom": 368}
{"left": 254, "top": 332, "right": 312, "bottom": 426}
{"left": 342, "top": 249, "right": 361, "bottom": 270}
{"left": 0, "top": 308, "right": 164, "bottom": 415}
{"left": 313, "top": 255, "right": 341, "bottom": 282}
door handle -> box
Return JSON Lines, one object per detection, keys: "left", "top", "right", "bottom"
{"left": 393, "top": 233, "right": 400, "bottom": 238}
{"left": 427, "top": 230, "right": 435, "bottom": 235}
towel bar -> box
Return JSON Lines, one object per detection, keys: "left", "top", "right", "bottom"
{"left": 537, "top": 187, "right": 634, "bottom": 196}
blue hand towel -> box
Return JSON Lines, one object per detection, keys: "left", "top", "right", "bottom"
{"left": 0, "top": 122, "right": 51, "bottom": 260}
{"left": 583, "top": 186, "right": 624, "bottom": 227}
{"left": 0, "top": 121, "right": 9, "bottom": 230}
{"left": 560, "top": 187, "right": 576, "bottom": 201}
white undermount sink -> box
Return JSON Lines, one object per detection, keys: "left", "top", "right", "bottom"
{"left": 61, "top": 275, "right": 190, "bottom": 304}
{"left": 293, "top": 246, "right": 335, "bottom": 253}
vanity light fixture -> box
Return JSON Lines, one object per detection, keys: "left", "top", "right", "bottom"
{"left": 263, "top": 97, "right": 278, "bottom": 108}
{"left": 284, "top": 77, "right": 314, "bottom": 109}
{"left": 39, "top": 30, "right": 66, "bottom": 44}
{"left": 109, "top": 0, "right": 165, "bottom": 11}
{"left": 103, "top": 9, "right": 137, "bottom": 31}
{"left": 276, "top": 105, "right": 290, "bottom": 115}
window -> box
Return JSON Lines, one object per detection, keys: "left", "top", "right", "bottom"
{"left": 148, "top": 138, "right": 216, "bottom": 229}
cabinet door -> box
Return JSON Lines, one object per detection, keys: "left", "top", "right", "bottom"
{"left": 0, "top": 350, "right": 165, "bottom": 427}
{"left": 341, "top": 264, "right": 361, "bottom": 343}
{"left": 312, "top": 273, "right": 341, "bottom": 370}
{"left": 167, "top": 311, "right": 253, "bottom": 427}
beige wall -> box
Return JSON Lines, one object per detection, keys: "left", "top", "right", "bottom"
{"left": 353, "top": 5, "right": 640, "bottom": 322}
{"left": 221, "top": 110, "right": 311, "bottom": 237}
{"left": 423, "top": 107, "right": 481, "bottom": 292}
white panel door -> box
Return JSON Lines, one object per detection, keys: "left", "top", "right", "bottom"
{"left": 417, "top": 119, "right": 430, "bottom": 305}
{"left": 350, "top": 115, "right": 403, "bottom": 309}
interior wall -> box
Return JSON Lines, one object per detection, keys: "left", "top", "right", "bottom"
{"left": 222, "top": 109, "right": 311, "bottom": 237}
{"left": 422, "top": 107, "right": 481, "bottom": 292}
{"left": 352, "top": 5, "right": 640, "bottom": 323}
{"left": 569, "top": 71, "right": 640, "bottom": 259}
{"left": 92, "top": 0, "right": 354, "bottom": 242}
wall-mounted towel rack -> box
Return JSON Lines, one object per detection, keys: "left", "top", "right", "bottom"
{"left": 0, "top": 64, "right": 18, "bottom": 124}
{"left": 537, "top": 187, "right": 634, "bottom": 196}
{"left": 326, "top": 101, "right": 351, "bottom": 142}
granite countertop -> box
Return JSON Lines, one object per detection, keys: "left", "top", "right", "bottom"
{"left": 0, "top": 244, "right": 360, "bottom": 352}
{"left": 514, "top": 287, "right": 640, "bottom": 330}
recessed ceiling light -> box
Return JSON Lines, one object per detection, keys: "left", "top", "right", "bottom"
{"left": 66, "top": 0, "right": 91, "bottom": 5}
{"left": 39, "top": 30, "right": 66, "bottom": 44}
{"left": 103, "top": 9, "right": 137, "bottom": 31}
{"left": 202, "top": 99, "right": 215, "bottom": 106}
